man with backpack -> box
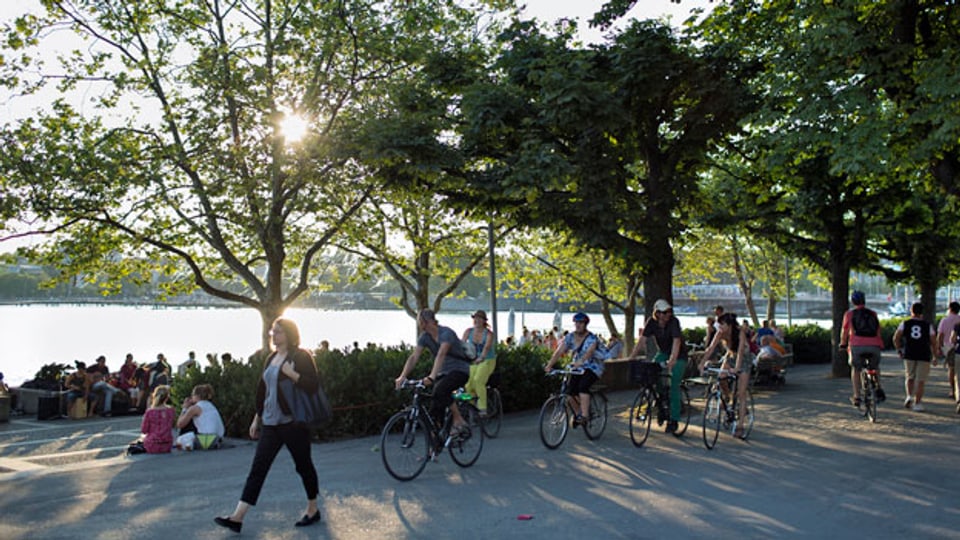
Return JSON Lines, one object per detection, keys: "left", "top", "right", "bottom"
{"left": 840, "top": 290, "right": 886, "bottom": 408}
{"left": 893, "top": 302, "right": 940, "bottom": 411}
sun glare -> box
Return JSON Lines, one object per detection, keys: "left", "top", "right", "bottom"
{"left": 279, "top": 113, "right": 309, "bottom": 144}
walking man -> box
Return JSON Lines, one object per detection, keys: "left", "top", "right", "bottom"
{"left": 936, "top": 301, "right": 960, "bottom": 403}
{"left": 893, "top": 302, "right": 940, "bottom": 411}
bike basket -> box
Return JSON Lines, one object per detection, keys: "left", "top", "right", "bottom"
{"left": 630, "top": 361, "right": 662, "bottom": 386}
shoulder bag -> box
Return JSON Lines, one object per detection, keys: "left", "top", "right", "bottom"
{"left": 278, "top": 376, "right": 333, "bottom": 428}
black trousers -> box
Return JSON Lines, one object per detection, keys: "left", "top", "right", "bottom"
{"left": 240, "top": 423, "right": 318, "bottom": 505}
{"left": 430, "top": 371, "right": 469, "bottom": 422}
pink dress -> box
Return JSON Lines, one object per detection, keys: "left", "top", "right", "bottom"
{"left": 140, "top": 406, "right": 175, "bottom": 453}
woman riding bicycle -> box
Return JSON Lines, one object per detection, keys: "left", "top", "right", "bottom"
{"left": 544, "top": 312, "right": 605, "bottom": 428}
{"left": 700, "top": 312, "right": 753, "bottom": 439}
{"left": 395, "top": 309, "right": 471, "bottom": 436}
{"left": 630, "top": 299, "right": 688, "bottom": 435}
{"left": 462, "top": 310, "right": 496, "bottom": 417}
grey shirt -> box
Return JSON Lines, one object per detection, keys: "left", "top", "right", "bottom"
{"left": 418, "top": 325, "right": 470, "bottom": 376}
{"left": 260, "top": 364, "right": 293, "bottom": 426}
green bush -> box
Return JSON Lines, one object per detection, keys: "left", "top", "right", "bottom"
{"left": 171, "top": 353, "right": 263, "bottom": 437}
{"left": 493, "top": 344, "right": 556, "bottom": 413}
{"left": 782, "top": 324, "right": 832, "bottom": 364}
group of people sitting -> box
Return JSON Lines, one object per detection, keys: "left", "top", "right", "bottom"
{"left": 64, "top": 353, "right": 175, "bottom": 417}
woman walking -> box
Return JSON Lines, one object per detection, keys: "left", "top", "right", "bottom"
{"left": 214, "top": 317, "right": 322, "bottom": 533}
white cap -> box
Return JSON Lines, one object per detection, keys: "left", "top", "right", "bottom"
{"left": 653, "top": 299, "right": 672, "bottom": 313}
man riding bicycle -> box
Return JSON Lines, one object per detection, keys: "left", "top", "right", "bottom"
{"left": 839, "top": 290, "right": 886, "bottom": 407}
{"left": 544, "top": 312, "right": 605, "bottom": 428}
{"left": 630, "top": 299, "right": 688, "bottom": 435}
{"left": 395, "top": 309, "right": 471, "bottom": 436}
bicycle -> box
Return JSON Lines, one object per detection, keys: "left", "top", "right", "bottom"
{"left": 461, "top": 380, "right": 503, "bottom": 439}
{"left": 628, "top": 361, "right": 691, "bottom": 447}
{"left": 855, "top": 350, "right": 881, "bottom": 423}
{"left": 538, "top": 367, "right": 608, "bottom": 449}
{"left": 480, "top": 381, "right": 503, "bottom": 438}
{"left": 701, "top": 366, "right": 755, "bottom": 450}
{"left": 380, "top": 379, "right": 484, "bottom": 481}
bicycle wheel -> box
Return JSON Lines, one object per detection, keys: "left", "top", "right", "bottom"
{"left": 739, "top": 389, "right": 756, "bottom": 439}
{"left": 862, "top": 373, "right": 877, "bottom": 423}
{"left": 628, "top": 388, "right": 654, "bottom": 447}
{"left": 538, "top": 395, "right": 569, "bottom": 449}
{"left": 481, "top": 388, "right": 503, "bottom": 439}
{"left": 381, "top": 410, "right": 430, "bottom": 481}
{"left": 449, "top": 403, "right": 484, "bottom": 467}
{"left": 702, "top": 391, "right": 723, "bottom": 450}
{"left": 674, "top": 385, "right": 692, "bottom": 437}
{"left": 583, "top": 392, "right": 607, "bottom": 440}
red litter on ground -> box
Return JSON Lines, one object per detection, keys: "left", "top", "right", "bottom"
{"left": 517, "top": 514, "right": 534, "bottom": 520}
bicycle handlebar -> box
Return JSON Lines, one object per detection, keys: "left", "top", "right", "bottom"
{"left": 398, "top": 378, "right": 426, "bottom": 390}
{"left": 704, "top": 366, "right": 740, "bottom": 376}
{"left": 546, "top": 367, "right": 585, "bottom": 376}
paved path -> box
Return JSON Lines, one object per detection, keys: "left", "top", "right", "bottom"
{"left": 2, "top": 356, "right": 959, "bottom": 539}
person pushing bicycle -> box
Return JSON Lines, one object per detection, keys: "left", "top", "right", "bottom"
{"left": 395, "top": 309, "right": 471, "bottom": 437}
{"left": 544, "top": 312, "right": 606, "bottom": 428}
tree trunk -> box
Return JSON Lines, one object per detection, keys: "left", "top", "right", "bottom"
{"left": 642, "top": 247, "right": 674, "bottom": 319}
{"left": 829, "top": 255, "right": 852, "bottom": 378}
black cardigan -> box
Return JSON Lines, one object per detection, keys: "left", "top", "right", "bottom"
{"left": 254, "top": 348, "right": 320, "bottom": 417}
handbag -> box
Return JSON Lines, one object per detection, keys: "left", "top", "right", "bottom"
{"left": 278, "top": 378, "right": 333, "bottom": 428}
{"left": 461, "top": 339, "right": 477, "bottom": 360}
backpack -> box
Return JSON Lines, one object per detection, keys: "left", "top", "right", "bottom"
{"left": 852, "top": 308, "right": 879, "bottom": 337}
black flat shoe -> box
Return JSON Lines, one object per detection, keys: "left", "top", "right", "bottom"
{"left": 214, "top": 516, "right": 242, "bottom": 533}
{"left": 295, "top": 511, "right": 321, "bottom": 527}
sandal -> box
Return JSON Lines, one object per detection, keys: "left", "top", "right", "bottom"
{"left": 449, "top": 423, "right": 469, "bottom": 438}
{"left": 734, "top": 428, "right": 746, "bottom": 440}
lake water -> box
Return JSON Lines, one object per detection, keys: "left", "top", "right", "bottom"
{"left": 0, "top": 304, "right": 826, "bottom": 387}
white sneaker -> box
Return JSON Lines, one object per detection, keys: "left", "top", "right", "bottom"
{"left": 912, "top": 403, "right": 925, "bottom": 412}
{"left": 904, "top": 396, "right": 913, "bottom": 408}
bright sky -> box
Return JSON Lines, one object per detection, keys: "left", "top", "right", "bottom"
{"left": 521, "top": 0, "right": 716, "bottom": 41}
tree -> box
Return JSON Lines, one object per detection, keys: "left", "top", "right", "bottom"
{"left": 0, "top": 0, "right": 487, "bottom": 348}
{"left": 335, "top": 188, "right": 510, "bottom": 336}
{"left": 499, "top": 228, "right": 644, "bottom": 350}
{"left": 455, "top": 18, "right": 750, "bottom": 318}
{"left": 696, "top": 1, "right": 960, "bottom": 376}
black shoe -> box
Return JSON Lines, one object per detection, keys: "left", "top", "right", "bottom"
{"left": 572, "top": 414, "right": 584, "bottom": 428}
{"left": 850, "top": 396, "right": 861, "bottom": 408}
{"left": 876, "top": 388, "right": 886, "bottom": 402}
{"left": 214, "top": 516, "right": 242, "bottom": 533}
{"left": 295, "top": 511, "right": 321, "bottom": 527}
{"left": 666, "top": 420, "right": 678, "bottom": 434}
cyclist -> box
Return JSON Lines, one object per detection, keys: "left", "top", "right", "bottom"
{"left": 629, "top": 299, "right": 688, "bottom": 434}
{"left": 699, "top": 312, "right": 752, "bottom": 439}
{"left": 395, "top": 309, "right": 471, "bottom": 436}
{"left": 839, "top": 290, "right": 886, "bottom": 407}
{"left": 462, "top": 310, "right": 496, "bottom": 417}
{"left": 544, "top": 312, "right": 605, "bottom": 428}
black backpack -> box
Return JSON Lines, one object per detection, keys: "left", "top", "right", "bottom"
{"left": 852, "top": 308, "right": 879, "bottom": 337}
